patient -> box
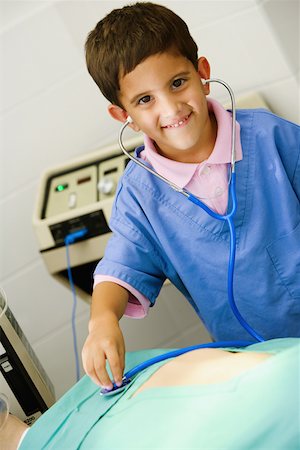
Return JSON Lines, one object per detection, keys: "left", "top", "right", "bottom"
{"left": 1, "top": 338, "right": 299, "bottom": 450}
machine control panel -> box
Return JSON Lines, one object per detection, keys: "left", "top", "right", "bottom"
{"left": 45, "top": 165, "right": 98, "bottom": 218}
{"left": 44, "top": 152, "right": 134, "bottom": 219}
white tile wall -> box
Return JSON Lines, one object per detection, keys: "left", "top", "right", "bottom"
{"left": 0, "top": 0, "right": 299, "bottom": 402}
{"left": 260, "top": 0, "right": 299, "bottom": 75}
{"left": 0, "top": 4, "right": 81, "bottom": 115}
{"left": 157, "top": 0, "right": 258, "bottom": 29}
{"left": 0, "top": 183, "right": 39, "bottom": 278}
{"left": 0, "top": 1, "right": 51, "bottom": 32}
{"left": 191, "top": 6, "right": 291, "bottom": 91}
{"left": 1, "top": 261, "right": 89, "bottom": 344}
{"left": 0, "top": 69, "right": 117, "bottom": 198}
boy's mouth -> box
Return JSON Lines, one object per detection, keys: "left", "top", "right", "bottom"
{"left": 162, "top": 113, "right": 191, "bottom": 129}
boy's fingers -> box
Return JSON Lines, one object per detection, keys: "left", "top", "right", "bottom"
{"left": 83, "top": 358, "right": 102, "bottom": 387}
{"left": 118, "top": 345, "right": 125, "bottom": 373}
{"left": 107, "top": 349, "right": 124, "bottom": 386}
{"left": 88, "top": 370, "right": 102, "bottom": 387}
{"left": 94, "top": 354, "right": 113, "bottom": 389}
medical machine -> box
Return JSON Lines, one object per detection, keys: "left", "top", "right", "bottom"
{"left": 32, "top": 135, "right": 143, "bottom": 302}
{"left": 0, "top": 289, "right": 55, "bottom": 425}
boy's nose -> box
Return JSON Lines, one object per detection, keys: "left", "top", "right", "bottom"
{"left": 159, "top": 95, "right": 182, "bottom": 118}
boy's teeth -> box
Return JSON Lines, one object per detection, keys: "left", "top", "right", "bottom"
{"left": 168, "top": 119, "right": 185, "bottom": 128}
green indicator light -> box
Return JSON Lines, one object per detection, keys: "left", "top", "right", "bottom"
{"left": 55, "top": 183, "right": 68, "bottom": 192}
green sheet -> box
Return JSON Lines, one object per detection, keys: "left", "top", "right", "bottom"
{"left": 20, "top": 338, "right": 300, "bottom": 450}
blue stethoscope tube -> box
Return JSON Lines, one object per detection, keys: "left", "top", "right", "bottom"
{"left": 100, "top": 339, "right": 255, "bottom": 395}
{"left": 188, "top": 173, "right": 264, "bottom": 343}
{"left": 101, "top": 78, "right": 265, "bottom": 396}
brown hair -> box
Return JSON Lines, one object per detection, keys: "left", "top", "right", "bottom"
{"left": 85, "top": 2, "right": 198, "bottom": 107}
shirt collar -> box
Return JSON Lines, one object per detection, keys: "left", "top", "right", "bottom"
{"left": 140, "top": 98, "right": 243, "bottom": 188}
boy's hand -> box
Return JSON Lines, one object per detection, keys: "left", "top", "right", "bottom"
{"left": 82, "top": 315, "right": 125, "bottom": 389}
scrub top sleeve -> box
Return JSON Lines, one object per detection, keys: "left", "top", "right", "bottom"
{"left": 271, "top": 112, "right": 300, "bottom": 200}
{"left": 94, "top": 171, "right": 167, "bottom": 305}
{"left": 93, "top": 274, "right": 151, "bottom": 318}
{"left": 94, "top": 223, "right": 166, "bottom": 306}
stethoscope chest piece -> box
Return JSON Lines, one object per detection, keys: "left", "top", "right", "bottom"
{"left": 100, "top": 377, "right": 132, "bottom": 396}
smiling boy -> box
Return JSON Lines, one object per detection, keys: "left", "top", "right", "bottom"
{"left": 82, "top": 2, "right": 300, "bottom": 390}
{"left": 109, "top": 52, "right": 217, "bottom": 163}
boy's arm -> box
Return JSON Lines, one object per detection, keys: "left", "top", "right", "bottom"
{"left": 82, "top": 282, "right": 129, "bottom": 388}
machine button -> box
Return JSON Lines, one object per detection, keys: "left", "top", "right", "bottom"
{"left": 98, "top": 178, "right": 115, "bottom": 195}
{"left": 68, "top": 193, "right": 77, "bottom": 209}
{"left": 1, "top": 359, "right": 13, "bottom": 372}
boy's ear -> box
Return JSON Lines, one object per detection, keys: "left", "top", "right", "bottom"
{"left": 108, "top": 104, "right": 140, "bottom": 131}
{"left": 197, "top": 57, "right": 211, "bottom": 95}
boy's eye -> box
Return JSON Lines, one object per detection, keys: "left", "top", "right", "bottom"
{"left": 138, "top": 95, "right": 151, "bottom": 105}
{"left": 172, "top": 78, "right": 185, "bottom": 89}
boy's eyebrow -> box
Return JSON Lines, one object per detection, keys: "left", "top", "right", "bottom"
{"left": 129, "top": 71, "right": 191, "bottom": 105}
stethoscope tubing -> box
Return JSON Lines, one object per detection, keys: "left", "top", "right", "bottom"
{"left": 188, "top": 174, "right": 264, "bottom": 342}
{"left": 124, "top": 339, "right": 254, "bottom": 380}
{"left": 100, "top": 338, "right": 255, "bottom": 395}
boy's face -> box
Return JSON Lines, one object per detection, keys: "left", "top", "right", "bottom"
{"left": 109, "top": 51, "right": 216, "bottom": 163}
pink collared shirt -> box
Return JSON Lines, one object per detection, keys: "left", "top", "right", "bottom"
{"left": 94, "top": 98, "right": 243, "bottom": 317}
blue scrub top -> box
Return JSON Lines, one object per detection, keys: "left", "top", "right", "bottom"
{"left": 95, "top": 108, "right": 300, "bottom": 341}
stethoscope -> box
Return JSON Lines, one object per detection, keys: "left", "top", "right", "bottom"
{"left": 100, "top": 78, "right": 265, "bottom": 397}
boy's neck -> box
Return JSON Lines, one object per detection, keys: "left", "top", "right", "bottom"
{"left": 201, "top": 111, "right": 217, "bottom": 162}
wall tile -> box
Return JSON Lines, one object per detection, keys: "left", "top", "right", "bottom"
{"left": 0, "top": 4, "right": 82, "bottom": 114}
{"left": 191, "top": 6, "right": 291, "bottom": 93}
{"left": 0, "top": 1, "right": 51, "bottom": 32}
{"left": 32, "top": 311, "right": 90, "bottom": 399}
{"left": 0, "top": 70, "right": 119, "bottom": 199}
{"left": 1, "top": 262, "right": 89, "bottom": 345}
{"left": 120, "top": 288, "right": 182, "bottom": 351}
{"left": 0, "top": 183, "right": 39, "bottom": 278}
{"left": 164, "top": 322, "right": 212, "bottom": 348}
{"left": 54, "top": 1, "right": 120, "bottom": 52}
{"left": 54, "top": 0, "right": 257, "bottom": 56}
{"left": 160, "top": 0, "right": 257, "bottom": 29}
{"left": 157, "top": 283, "right": 203, "bottom": 330}
{"left": 260, "top": 0, "right": 299, "bottom": 75}
{"left": 258, "top": 75, "right": 300, "bottom": 123}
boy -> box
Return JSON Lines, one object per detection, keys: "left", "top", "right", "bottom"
{"left": 82, "top": 2, "right": 300, "bottom": 389}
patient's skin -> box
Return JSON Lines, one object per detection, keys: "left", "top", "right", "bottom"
{"left": 1, "top": 349, "right": 271, "bottom": 450}
{"left": 132, "top": 348, "right": 271, "bottom": 397}
{"left": 0, "top": 414, "right": 29, "bottom": 450}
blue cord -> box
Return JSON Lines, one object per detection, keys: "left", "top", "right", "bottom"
{"left": 188, "top": 173, "right": 265, "bottom": 342}
{"left": 64, "top": 228, "right": 88, "bottom": 382}
{"left": 227, "top": 217, "right": 264, "bottom": 342}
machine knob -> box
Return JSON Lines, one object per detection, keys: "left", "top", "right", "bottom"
{"left": 98, "top": 177, "right": 115, "bottom": 195}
